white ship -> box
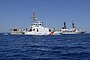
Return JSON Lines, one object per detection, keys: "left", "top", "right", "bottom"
{"left": 10, "top": 12, "right": 54, "bottom": 35}
{"left": 23, "top": 12, "right": 53, "bottom": 35}
{"left": 59, "top": 22, "right": 86, "bottom": 34}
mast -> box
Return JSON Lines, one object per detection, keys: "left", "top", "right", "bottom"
{"left": 64, "top": 22, "right": 66, "bottom": 29}
{"left": 72, "top": 21, "right": 75, "bottom": 28}
{"left": 32, "top": 12, "right": 37, "bottom": 23}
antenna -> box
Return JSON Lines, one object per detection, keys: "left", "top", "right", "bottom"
{"left": 32, "top": 11, "right": 37, "bottom": 22}
{"left": 72, "top": 21, "right": 75, "bottom": 28}
{"left": 64, "top": 22, "right": 66, "bottom": 29}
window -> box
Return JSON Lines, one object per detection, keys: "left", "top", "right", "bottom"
{"left": 13, "top": 29, "right": 17, "bottom": 31}
{"left": 29, "top": 29, "right": 32, "bottom": 31}
{"left": 37, "top": 29, "right": 38, "bottom": 32}
{"left": 49, "top": 29, "right": 51, "bottom": 32}
{"left": 33, "top": 29, "right": 35, "bottom": 31}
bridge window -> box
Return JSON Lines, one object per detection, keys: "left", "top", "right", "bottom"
{"left": 13, "top": 29, "right": 17, "bottom": 31}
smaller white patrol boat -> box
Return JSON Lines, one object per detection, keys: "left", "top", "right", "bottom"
{"left": 59, "top": 21, "right": 86, "bottom": 34}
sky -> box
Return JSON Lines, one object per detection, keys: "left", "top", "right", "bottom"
{"left": 0, "top": 0, "right": 90, "bottom": 32}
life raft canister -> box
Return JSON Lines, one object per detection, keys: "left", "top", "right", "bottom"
{"left": 50, "top": 31, "right": 54, "bottom": 35}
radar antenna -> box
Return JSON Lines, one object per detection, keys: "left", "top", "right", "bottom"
{"left": 32, "top": 12, "right": 37, "bottom": 22}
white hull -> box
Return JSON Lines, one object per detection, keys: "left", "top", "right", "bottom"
{"left": 24, "top": 31, "right": 50, "bottom": 35}
{"left": 60, "top": 31, "right": 85, "bottom": 34}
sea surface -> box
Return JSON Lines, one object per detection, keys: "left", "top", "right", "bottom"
{"left": 0, "top": 34, "right": 90, "bottom": 60}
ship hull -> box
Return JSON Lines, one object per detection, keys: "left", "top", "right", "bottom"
{"left": 60, "top": 31, "right": 86, "bottom": 34}
{"left": 24, "top": 32, "right": 50, "bottom": 35}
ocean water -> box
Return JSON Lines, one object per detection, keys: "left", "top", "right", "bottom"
{"left": 0, "top": 34, "right": 90, "bottom": 60}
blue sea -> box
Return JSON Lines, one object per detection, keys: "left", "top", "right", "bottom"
{"left": 0, "top": 34, "right": 90, "bottom": 60}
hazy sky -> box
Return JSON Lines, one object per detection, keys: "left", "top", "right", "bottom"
{"left": 0, "top": 0, "right": 90, "bottom": 32}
